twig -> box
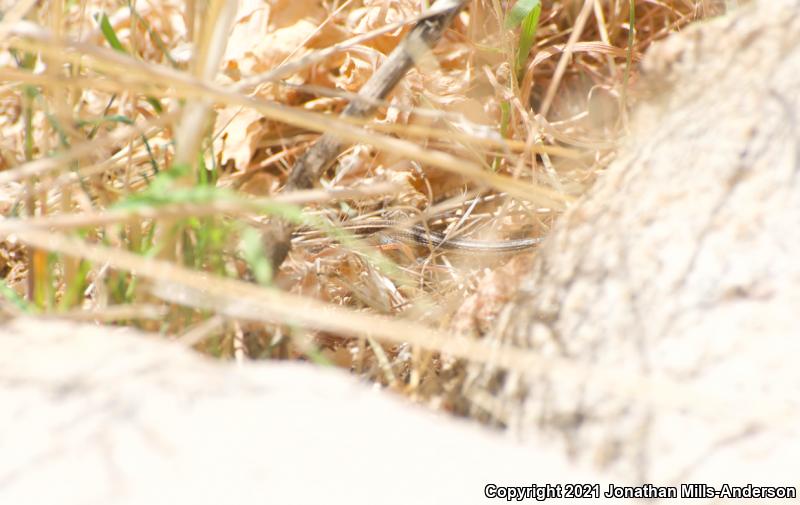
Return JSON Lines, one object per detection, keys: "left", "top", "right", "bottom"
{"left": 264, "top": 0, "right": 468, "bottom": 269}
{"left": 285, "top": 0, "right": 467, "bottom": 190}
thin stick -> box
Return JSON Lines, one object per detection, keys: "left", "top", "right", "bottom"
{"left": 285, "top": 0, "right": 468, "bottom": 190}
{"left": 264, "top": 0, "right": 468, "bottom": 269}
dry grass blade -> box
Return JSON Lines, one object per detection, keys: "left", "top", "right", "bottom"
{"left": 173, "top": 0, "right": 238, "bottom": 172}
{"left": 0, "top": 0, "right": 38, "bottom": 39}
{"left": 0, "top": 184, "right": 400, "bottom": 232}
{"left": 539, "top": 0, "right": 595, "bottom": 118}
{"left": 43, "top": 304, "right": 168, "bottom": 322}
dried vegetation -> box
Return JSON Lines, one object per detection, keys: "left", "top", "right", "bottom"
{"left": 0, "top": 0, "right": 722, "bottom": 408}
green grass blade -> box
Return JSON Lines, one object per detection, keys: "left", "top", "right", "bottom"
{"left": 516, "top": 3, "right": 541, "bottom": 78}
{"left": 505, "top": 0, "right": 542, "bottom": 81}
{"left": 97, "top": 13, "right": 127, "bottom": 53}
{"left": 239, "top": 227, "right": 273, "bottom": 285}
{"left": 505, "top": 0, "right": 541, "bottom": 29}
{"left": 96, "top": 14, "right": 165, "bottom": 113}
{"left": 0, "top": 280, "right": 35, "bottom": 313}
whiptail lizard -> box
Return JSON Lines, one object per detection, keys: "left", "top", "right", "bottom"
{"left": 296, "top": 220, "right": 543, "bottom": 254}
